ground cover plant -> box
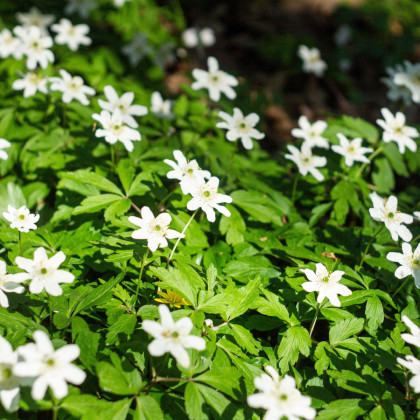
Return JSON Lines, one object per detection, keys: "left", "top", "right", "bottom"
{"left": 0, "top": 0, "right": 420, "bottom": 419}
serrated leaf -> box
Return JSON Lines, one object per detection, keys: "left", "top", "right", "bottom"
{"left": 329, "top": 318, "right": 364, "bottom": 346}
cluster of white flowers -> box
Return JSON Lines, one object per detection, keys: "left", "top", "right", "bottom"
{"left": 182, "top": 27, "right": 215, "bottom": 48}
{"left": 397, "top": 316, "right": 420, "bottom": 394}
{"left": 0, "top": 331, "right": 85, "bottom": 412}
{"left": 164, "top": 150, "right": 232, "bottom": 222}
{"left": 383, "top": 61, "right": 420, "bottom": 104}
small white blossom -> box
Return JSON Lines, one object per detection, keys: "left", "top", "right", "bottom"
{"left": 16, "top": 7, "right": 55, "bottom": 33}
{"left": 376, "top": 108, "right": 418, "bottom": 154}
{"left": 291, "top": 116, "right": 329, "bottom": 149}
{"left": 400, "top": 315, "right": 420, "bottom": 348}
{"left": 192, "top": 56, "right": 238, "bottom": 102}
{"left": 92, "top": 110, "right": 141, "bottom": 152}
{"left": 0, "top": 139, "right": 11, "bottom": 160}
{"left": 114, "top": 0, "right": 131, "bottom": 6}
{"left": 285, "top": 143, "right": 327, "bottom": 182}
{"left": 51, "top": 18, "right": 91, "bottom": 51}
{"left": 151, "top": 92, "right": 174, "bottom": 119}
{"left": 122, "top": 33, "right": 152, "bottom": 67}
{"left": 297, "top": 45, "right": 327, "bottom": 77}
{"left": 14, "top": 25, "right": 54, "bottom": 70}
{"left": 387, "top": 243, "right": 420, "bottom": 289}
{"left": 153, "top": 43, "right": 176, "bottom": 70}
{"left": 415, "top": 212, "right": 420, "bottom": 221}
{"left": 382, "top": 62, "right": 415, "bottom": 105}
{"left": 182, "top": 27, "right": 215, "bottom": 48}
{"left": 393, "top": 61, "right": 420, "bottom": 104}
{"left": 247, "top": 366, "right": 316, "bottom": 420}
{"left": 0, "top": 260, "right": 25, "bottom": 308}
{"left": 0, "top": 336, "right": 20, "bottom": 413}
{"left": 397, "top": 355, "right": 420, "bottom": 393}
{"left": 369, "top": 193, "right": 413, "bottom": 242}
{"left": 0, "top": 29, "right": 23, "bottom": 59}
{"left": 129, "top": 206, "right": 184, "bottom": 252}
{"left": 14, "top": 331, "right": 86, "bottom": 400}
{"left": 187, "top": 177, "right": 232, "bottom": 223}
{"left": 164, "top": 150, "right": 210, "bottom": 195}
{"left": 331, "top": 133, "right": 373, "bottom": 167}
{"left": 65, "top": 0, "right": 98, "bottom": 19}
{"left": 98, "top": 85, "right": 147, "bottom": 128}
{"left": 12, "top": 72, "right": 48, "bottom": 98}
{"left": 334, "top": 25, "right": 352, "bottom": 46}
{"left": 217, "top": 108, "right": 265, "bottom": 150}
{"left": 300, "top": 263, "right": 351, "bottom": 307}
{"left": 3, "top": 205, "right": 39, "bottom": 233}
{"left": 14, "top": 247, "right": 75, "bottom": 296}
{"left": 50, "top": 69, "right": 95, "bottom": 105}
{"left": 142, "top": 304, "right": 206, "bottom": 369}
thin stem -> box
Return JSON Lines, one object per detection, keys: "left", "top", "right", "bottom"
{"left": 355, "top": 146, "right": 383, "bottom": 179}
{"left": 52, "top": 407, "right": 58, "bottom": 420}
{"left": 131, "top": 201, "right": 142, "bottom": 215}
{"left": 309, "top": 303, "right": 321, "bottom": 338}
{"left": 166, "top": 210, "right": 198, "bottom": 267}
{"left": 358, "top": 224, "right": 384, "bottom": 271}
{"left": 49, "top": 295, "right": 53, "bottom": 334}
{"left": 110, "top": 145, "right": 115, "bottom": 172}
{"left": 291, "top": 176, "right": 299, "bottom": 204}
{"left": 135, "top": 248, "right": 149, "bottom": 304}
{"left": 18, "top": 231, "right": 22, "bottom": 256}
{"left": 391, "top": 276, "right": 411, "bottom": 299}
{"left": 158, "top": 189, "right": 177, "bottom": 209}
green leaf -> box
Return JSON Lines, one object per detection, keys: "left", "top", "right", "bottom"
{"left": 230, "top": 323, "right": 261, "bottom": 355}
{"left": 97, "top": 361, "right": 141, "bottom": 395}
{"left": 134, "top": 396, "right": 164, "bottom": 420}
{"left": 219, "top": 205, "right": 246, "bottom": 245}
{"left": 224, "top": 278, "right": 260, "bottom": 321}
{"left": 329, "top": 318, "right": 364, "bottom": 346}
{"left": 277, "top": 326, "right": 311, "bottom": 373}
{"left": 106, "top": 314, "right": 137, "bottom": 345}
{"left": 317, "top": 398, "right": 372, "bottom": 420}
{"left": 365, "top": 295, "right": 384, "bottom": 333}
{"left": 253, "top": 289, "right": 291, "bottom": 323}
{"left": 194, "top": 367, "right": 241, "bottom": 397}
{"left": 185, "top": 382, "right": 206, "bottom": 420}
{"left": 73, "top": 194, "right": 122, "bottom": 215}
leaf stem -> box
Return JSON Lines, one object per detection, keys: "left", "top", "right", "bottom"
{"left": 18, "top": 231, "right": 22, "bottom": 256}
{"left": 110, "top": 144, "right": 115, "bottom": 172}
{"left": 391, "top": 276, "right": 411, "bottom": 299}
{"left": 355, "top": 146, "right": 383, "bottom": 179}
{"left": 166, "top": 210, "right": 198, "bottom": 267}
{"left": 309, "top": 303, "right": 321, "bottom": 338}
{"left": 358, "top": 224, "right": 384, "bottom": 271}
{"left": 135, "top": 248, "right": 149, "bottom": 305}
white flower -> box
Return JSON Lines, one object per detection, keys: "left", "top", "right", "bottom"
{"left": 400, "top": 315, "right": 420, "bottom": 348}
{"left": 128, "top": 206, "right": 184, "bottom": 252}
{"left": 92, "top": 110, "right": 141, "bottom": 152}
{"left": 382, "top": 62, "right": 415, "bottom": 104}
{"left": 285, "top": 143, "right": 327, "bottom": 182}
{"left": 142, "top": 304, "right": 206, "bottom": 369}
{"left": 387, "top": 244, "right": 420, "bottom": 289}
{"left": 98, "top": 85, "right": 147, "bottom": 128}
{"left": 415, "top": 212, "right": 420, "bottom": 221}
{"left": 65, "top": 0, "right": 98, "bottom": 19}
{"left": 247, "top": 366, "right": 316, "bottom": 420}
{"left": 297, "top": 45, "right": 327, "bottom": 77}
{"left": 0, "top": 261, "right": 25, "bottom": 308}
{"left": 151, "top": 92, "right": 174, "bottom": 119}
{"left": 369, "top": 193, "right": 413, "bottom": 242}
{"left": 291, "top": 116, "right": 329, "bottom": 149}
{"left": 300, "top": 263, "right": 351, "bottom": 307}
{"left": 12, "top": 72, "right": 48, "bottom": 98}
{"left": 3, "top": 205, "right": 39, "bottom": 233}
{"left": 393, "top": 61, "right": 420, "bottom": 104}
{"left": 182, "top": 27, "right": 215, "bottom": 48}
{"left": 0, "top": 336, "right": 20, "bottom": 412}
{"left": 0, "top": 29, "right": 23, "bottom": 59}
{"left": 13, "top": 25, "right": 54, "bottom": 70}
{"left": 217, "top": 108, "right": 265, "bottom": 150}
{"left": 153, "top": 43, "right": 176, "bottom": 70}
{"left": 51, "top": 18, "right": 91, "bottom": 51}
{"left": 0, "top": 139, "right": 11, "bottom": 160}
{"left": 331, "top": 133, "right": 373, "bottom": 167}
{"left": 16, "top": 7, "right": 55, "bottom": 33}
{"left": 114, "top": 0, "right": 131, "bottom": 6}
{"left": 164, "top": 150, "right": 211, "bottom": 195}
{"left": 334, "top": 25, "right": 352, "bottom": 46}
{"left": 13, "top": 330, "right": 85, "bottom": 400}
{"left": 191, "top": 56, "right": 238, "bottom": 102}
{"left": 376, "top": 108, "right": 418, "bottom": 154}
{"left": 14, "top": 247, "right": 75, "bottom": 296}
{"left": 122, "top": 33, "right": 152, "bottom": 67}
{"left": 187, "top": 177, "right": 232, "bottom": 223}
{"left": 397, "top": 355, "right": 420, "bottom": 393}
{"left": 50, "top": 69, "right": 95, "bottom": 105}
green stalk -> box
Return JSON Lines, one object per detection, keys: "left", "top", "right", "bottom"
{"left": 358, "top": 224, "right": 384, "bottom": 271}
{"left": 355, "top": 146, "right": 383, "bottom": 179}
{"left": 135, "top": 248, "right": 149, "bottom": 305}
{"left": 18, "top": 231, "right": 22, "bottom": 256}
{"left": 309, "top": 303, "right": 321, "bottom": 338}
